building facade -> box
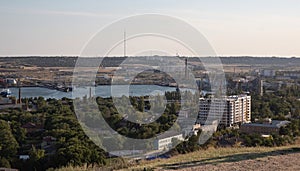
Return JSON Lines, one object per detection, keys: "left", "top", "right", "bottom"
{"left": 198, "top": 94, "right": 251, "bottom": 127}
{"left": 154, "top": 132, "right": 184, "bottom": 151}
{"left": 240, "top": 120, "right": 290, "bottom": 135}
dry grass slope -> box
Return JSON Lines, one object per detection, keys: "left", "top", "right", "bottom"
{"left": 122, "top": 142, "right": 300, "bottom": 171}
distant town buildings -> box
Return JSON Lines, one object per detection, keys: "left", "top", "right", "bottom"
{"left": 0, "top": 88, "right": 22, "bottom": 109}
{"left": 282, "top": 71, "right": 300, "bottom": 79}
{"left": 0, "top": 78, "right": 17, "bottom": 86}
{"left": 259, "top": 69, "right": 300, "bottom": 80}
{"left": 198, "top": 94, "right": 251, "bottom": 127}
{"left": 260, "top": 69, "right": 276, "bottom": 77}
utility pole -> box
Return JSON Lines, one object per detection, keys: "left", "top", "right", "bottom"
{"left": 17, "top": 79, "right": 22, "bottom": 104}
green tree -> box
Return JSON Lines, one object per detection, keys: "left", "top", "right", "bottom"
{"left": 0, "top": 157, "right": 10, "bottom": 168}
{"left": 28, "top": 146, "right": 45, "bottom": 170}
{"left": 137, "top": 97, "right": 145, "bottom": 112}
{"left": 0, "top": 120, "right": 19, "bottom": 160}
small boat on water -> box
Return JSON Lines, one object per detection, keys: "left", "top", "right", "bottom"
{"left": 0, "top": 89, "right": 12, "bottom": 97}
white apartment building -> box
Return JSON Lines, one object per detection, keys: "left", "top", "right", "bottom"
{"left": 154, "top": 131, "right": 184, "bottom": 151}
{"left": 198, "top": 94, "right": 251, "bottom": 127}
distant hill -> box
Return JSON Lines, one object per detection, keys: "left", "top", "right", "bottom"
{"left": 219, "top": 57, "right": 300, "bottom": 65}
{"left": 0, "top": 56, "right": 300, "bottom": 67}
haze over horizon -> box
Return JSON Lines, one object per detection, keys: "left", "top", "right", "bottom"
{"left": 1, "top": 0, "right": 300, "bottom": 57}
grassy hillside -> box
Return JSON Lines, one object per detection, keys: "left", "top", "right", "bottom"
{"left": 121, "top": 140, "right": 300, "bottom": 171}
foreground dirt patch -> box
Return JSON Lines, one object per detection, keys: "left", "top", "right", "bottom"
{"left": 158, "top": 150, "right": 300, "bottom": 171}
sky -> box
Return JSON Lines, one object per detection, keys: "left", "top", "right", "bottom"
{"left": 1, "top": 0, "right": 300, "bottom": 57}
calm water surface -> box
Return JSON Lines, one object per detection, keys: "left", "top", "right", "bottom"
{"left": 9, "top": 85, "right": 178, "bottom": 99}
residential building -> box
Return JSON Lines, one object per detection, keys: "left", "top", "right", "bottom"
{"left": 21, "top": 122, "right": 44, "bottom": 133}
{"left": 240, "top": 120, "right": 290, "bottom": 135}
{"left": 198, "top": 94, "right": 251, "bottom": 127}
{"left": 154, "top": 131, "right": 184, "bottom": 151}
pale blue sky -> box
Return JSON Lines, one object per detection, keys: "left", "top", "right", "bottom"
{"left": 1, "top": 0, "right": 300, "bottom": 56}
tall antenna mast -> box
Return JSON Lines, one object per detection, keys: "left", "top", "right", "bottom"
{"left": 124, "top": 30, "right": 126, "bottom": 57}
{"left": 185, "top": 58, "right": 188, "bottom": 79}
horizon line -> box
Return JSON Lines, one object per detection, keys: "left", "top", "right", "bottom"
{"left": 0, "top": 55, "right": 300, "bottom": 58}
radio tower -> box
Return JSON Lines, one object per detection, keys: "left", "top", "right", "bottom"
{"left": 124, "top": 30, "right": 126, "bottom": 57}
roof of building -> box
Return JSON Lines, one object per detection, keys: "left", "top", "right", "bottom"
{"left": 21, "top": 122, "right": 36, "bottom": 128}
{"left": 242, "top": 120, "right": 290, "bottom": 128}
{"left": 228, "top": 94, "right": 250, "bottom": 99}
{"left": 156, "top": 131, "right": 183, "bottom": 140}
{"left": 199, "top": 94, "right": 250, "bottom": 102}
{"left": 43, "top": 136, "right": 57, "bottom": 142}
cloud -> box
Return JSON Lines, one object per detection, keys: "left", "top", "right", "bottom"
{"left": 0, "top": 7, "right": 120, "bottom": 18}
